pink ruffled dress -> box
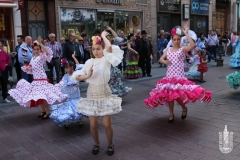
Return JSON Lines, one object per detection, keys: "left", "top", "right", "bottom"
{"left": 144, "top": 47, "right": 212, "bottom": 108}
{"left": 8, "top": 47, "right": 67, "bottom": 107}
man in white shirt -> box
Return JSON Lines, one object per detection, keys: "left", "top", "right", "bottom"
{"left": 206, "top": 30, "right": 219, "bottom": 62}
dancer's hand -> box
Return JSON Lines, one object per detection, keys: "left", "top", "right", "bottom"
{"left": 165, "top": 60, "right": 172, "bottom": 66}
{"left": 106, "top": 26, "right": 112, "bottom": 31}
{"left": 101, "top": 30, "right": 109, "bottom": 37}
{"left": 135, "top": 51, "right": 138, "bottom": 54}
{"left": 37, "top": 36, "right": 43, "bottom": 44}
{"left": 182, "top": 24, "right": 189, "bottom": 35}
{"left": 87, "top": 66, "right": 93, "bottom": 78}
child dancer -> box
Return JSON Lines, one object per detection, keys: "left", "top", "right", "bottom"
{"left": 49, "top": 55, "right": 84, "bottom": 128}
{"left": 144, "top": 25, "right": 212, "bottom": 123}
{"left": 8, "top": 37, "right": 67, "bottom": 119}
{"left": 198, "top": 50, "right": 208, "bottom": 83}
{"left": 185, "top": 47, "right": 200, "bottom": 79}
{"left": 71, "top": 31, "right": 123, "bottom": 156}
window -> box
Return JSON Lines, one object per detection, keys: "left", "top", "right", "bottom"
{"left": 60, "top": 8, "right": 95, "bottom": 39}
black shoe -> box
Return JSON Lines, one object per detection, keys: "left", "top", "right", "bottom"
{"left": 181, "top": 108, "right": 188, "bottom": 120}
{"left": 203, "top": 80, "right": 206, "bottom": 82}
{"left": 168, "top": 114, "right": 174, "bottom": 123}
{"left": 92, "top": 145, "right": 100, "bottom": 155}
{"left": 147, "top": 74, "right": 152, "bottom": 77}
{"left": 41, "top": 114, "right": 50, "bottom": 120}
{"left": 108, "top": 145, "right": 115, "bottom": 156}
{"left": 38, "top": 112, "right": 46, "bottom": 118}
{"left": 199, "top": 80, "right": 205, "bottom": 83}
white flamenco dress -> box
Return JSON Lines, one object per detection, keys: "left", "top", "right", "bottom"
{"left": 71, "top": 45, "right": 123, "bottom": 116}
{"left": 8, "top": 47, "right": 67, "bottom": 107}
{"left": 185, "top": 55, "right": 201, "bottom": 78}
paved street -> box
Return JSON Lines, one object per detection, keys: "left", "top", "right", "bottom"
{"left": 0, "top": 56, "right": 240, "bottom": 160}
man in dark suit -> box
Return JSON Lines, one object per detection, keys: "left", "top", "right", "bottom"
{"left": 78, "top": 36, "right": 90, "bottom": 63}
{"left": 63, "top": 33, "right": 81, "bottom": 63}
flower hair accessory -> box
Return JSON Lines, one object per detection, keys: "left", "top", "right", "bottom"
{"left": 92, "top": 36, "right": 102, "bottom": 45}
{"left": 33, "top": 40, "right": 39, "bottom": 46}
{"left": 61, "top": 58, "right": 68, "bottom": 67}
{"left": 171, "top": 26, "right": 182, "bottom": 37}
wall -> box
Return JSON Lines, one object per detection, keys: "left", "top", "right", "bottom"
{"left": 13, "top": 0, "right": 22, "bottom": 46}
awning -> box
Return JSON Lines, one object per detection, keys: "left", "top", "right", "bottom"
{"left": 0, "top": 0, "right": 17, "bottom": 8}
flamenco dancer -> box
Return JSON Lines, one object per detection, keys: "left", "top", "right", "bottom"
{"left": 124, "top": 33, "right": 141, "bottom": 79}
{"left": 49, "top": 54, "right": 84, "bottom": 128}
{"left": 198, "top": 50, "right": 208, "bottom": 83}
{"left": 144, "top": 25, "right": 212, "bottom": 123}
{"left": 71, "top": 31, "right": 123, "bottom": 156}
{"left": 229, "top": 34, "right": 240, "bottom": 67}
{"left": 226, "top": 71, "right": 240, "bottom": 90}
{"left": 95, "top": 27, "right": 131, "bottom": 97}
{"left": 184, "top": 47, "right": 200, "bottom": 79}
{"left": 8, "top": 37, "right": 67, "bottom": 119}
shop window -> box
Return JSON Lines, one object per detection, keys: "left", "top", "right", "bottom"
{"left": 115, "top": 11, "right": 142, "bottom": 35}
{"left": 97, "top": 12, "right": 114, "bottom": 31}
{"left": 60, "top": 8, "right": 95, "bottom": 39}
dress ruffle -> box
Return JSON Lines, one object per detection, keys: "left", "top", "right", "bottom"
{"left": 226, "top": 71, "right": 240, "bottom": 89}
{"left": 185, "top": 65, "right": 200, "bottom": 78}
{"left": 50, "top": 98, "right": 85, "bottom": 127}
{"left": 124, "top": 61, "right": 140, "bottom": 79}
{"left": 109, "top": 66, "right": 132, "bottom": 97}
{"left": 144, "top": 77, "right": 212, "bottom": 108}
{"left": 197, "top": 63, "right": 208, "bottom": 73}
{"left": 8, "top": 79, "right": 67, "bottom": 107}
{"left": 229, "top": 53, "right": 240, "bottom": 67}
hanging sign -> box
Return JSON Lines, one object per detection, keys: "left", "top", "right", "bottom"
{"left": 158, "top": 0, "right": 181, "bottom": 13}
{"left": 96, "top": 0, "right": 122, "bottom": 5}
{"left": 191, "top": 0, "right": 209, "bottom": 15}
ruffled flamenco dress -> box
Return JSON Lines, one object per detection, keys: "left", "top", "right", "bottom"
{"left": 197, "top": 55, "right": 208, "bottom": 73}
{"left": 229, "top": 36, "right": 240, "bottom": 67}
{"left": 71, "top": 45, "right": 123, "bottom": 116}
{"left": 144, "top": 48, "right": 212, "bottom": 108}
{"left": 109, "top": 66, "right": 132, "bottom": 97}
{"left": 50, "top": 73, "right": 86, "bottom": 127}
{"left": 226, "top": 71, "right": 240, "bottom": 90}
{"left": 124, "top": 41, "right": 140, "bottom": 79}
{"left": 8, "top": 47, "right": 67, "bottom": 107}
{"left": 185, "top": 55, "right": 200, "bottom": 78}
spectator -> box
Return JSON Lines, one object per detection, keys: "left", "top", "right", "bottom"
{"left": 118, "top": 30, "right": 127, "bottom": 72}
{"left": 206, "top": 30, "right": 219, "bottom": 62}
{"left": 78, "top": 36, "right": 85, "bottom": 63}
{"left": 59, "top": 37, "right": 66, "bottom": 77}
{"left": 63, "top": 33, "right": 81, "bottom": 63}
{"left": 45, "top": 33, "right": 62, "bottom": 84}
{"left": 231, "top": 31, "right": 237, "bottom": 54}
{"left": 81, "top": 33, "right": 91, "bottom": 61}
{"left": 18, "top": 36, "right": 33, "bottom": 83}
{"left": 0, "top": 40, "right": 11, "bottom": 103}
{"left": 134, "top": 29, "right": 141, "bottom": 42}
{"left": 222, "top": 32, "right": 229, "bottom": 56}
{"left": 157, "top": 33, "right": 168, "bottom": 67}
{"left": 136, "top": 30, "right": 153, "bottom": 77}
{"left": 13, "top": 35, "right": 24, "bottom": 81}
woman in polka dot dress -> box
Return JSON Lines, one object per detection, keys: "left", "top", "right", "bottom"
{"left": 144, "top": 25, "right": 212, "bottom": 123}
{"left": 8, "top": 37, "right": 67, "bottom": 119}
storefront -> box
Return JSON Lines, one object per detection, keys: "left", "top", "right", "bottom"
{"left": 212, "top": 0, "right": 231, "bottom": 34}
{"left": 0, "top": 0, "right": 17, "bottom": 51}
{"left": 56, "top": 0, "right": 151, "bottom": 39}
{"left": 157, "top": 0, "right": 181, "bottom": 34}
{"left": 190, "top": 0, "right": 209, "bottom": 36}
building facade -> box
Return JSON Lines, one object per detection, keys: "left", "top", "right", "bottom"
{"left": 157, "top": 0, "right": 237, "bottom": 37}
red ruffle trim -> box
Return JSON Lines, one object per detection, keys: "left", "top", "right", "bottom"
{"left": 30, "top": 99, "right": 44, "bottom": 107}
{"left": 197, "top": 64, "right": 208, "bottom": 73}
{"left": 144, "top": 77, "right": 212, "bottom": 109}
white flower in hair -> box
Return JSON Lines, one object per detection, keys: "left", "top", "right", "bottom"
{"left": 176, "top": 28, "right": 182, "bottom": 36}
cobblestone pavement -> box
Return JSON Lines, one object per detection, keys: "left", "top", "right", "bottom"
{"left": 0, "top": 56, "right": 240, "bottom": 160}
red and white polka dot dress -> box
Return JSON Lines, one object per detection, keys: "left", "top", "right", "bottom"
{"left": 144, "top": 47, "right": 212, "bottom": 108}
{"left": 9, "top": 47, "right": 67, "bottom": 107}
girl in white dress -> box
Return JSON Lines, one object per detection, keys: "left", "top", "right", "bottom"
{"left": 71, "top": 31, "right": 123, "bottom": 156}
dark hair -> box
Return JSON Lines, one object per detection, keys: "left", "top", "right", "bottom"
{"left": 64, "top": 60, "right": 75, "bottom": 69}
{"left": 33, "top": 42, "right": 42, "bottom": 50}
{"left": 17, "top": 35, "right": 24, "bottom": 39}
{"left": 199, "top": 32, "right": 204, "bottom": 38}
{"left": 199, "top": 50, "right": 206, "bottom": 57}
{"left": 81, "top": 33, "right": 87, "bottom": 37}
{"left": 0, "top": 39, "right": 7, "bottom": 46}
{"left": 127, "top": 33, "right": 134, "bottom": 40}
{"left": 201, "top": 37, "right": 205, "bottom": 41}
{"left": 94, "top": 29, "right": 101, "bottom": 36}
